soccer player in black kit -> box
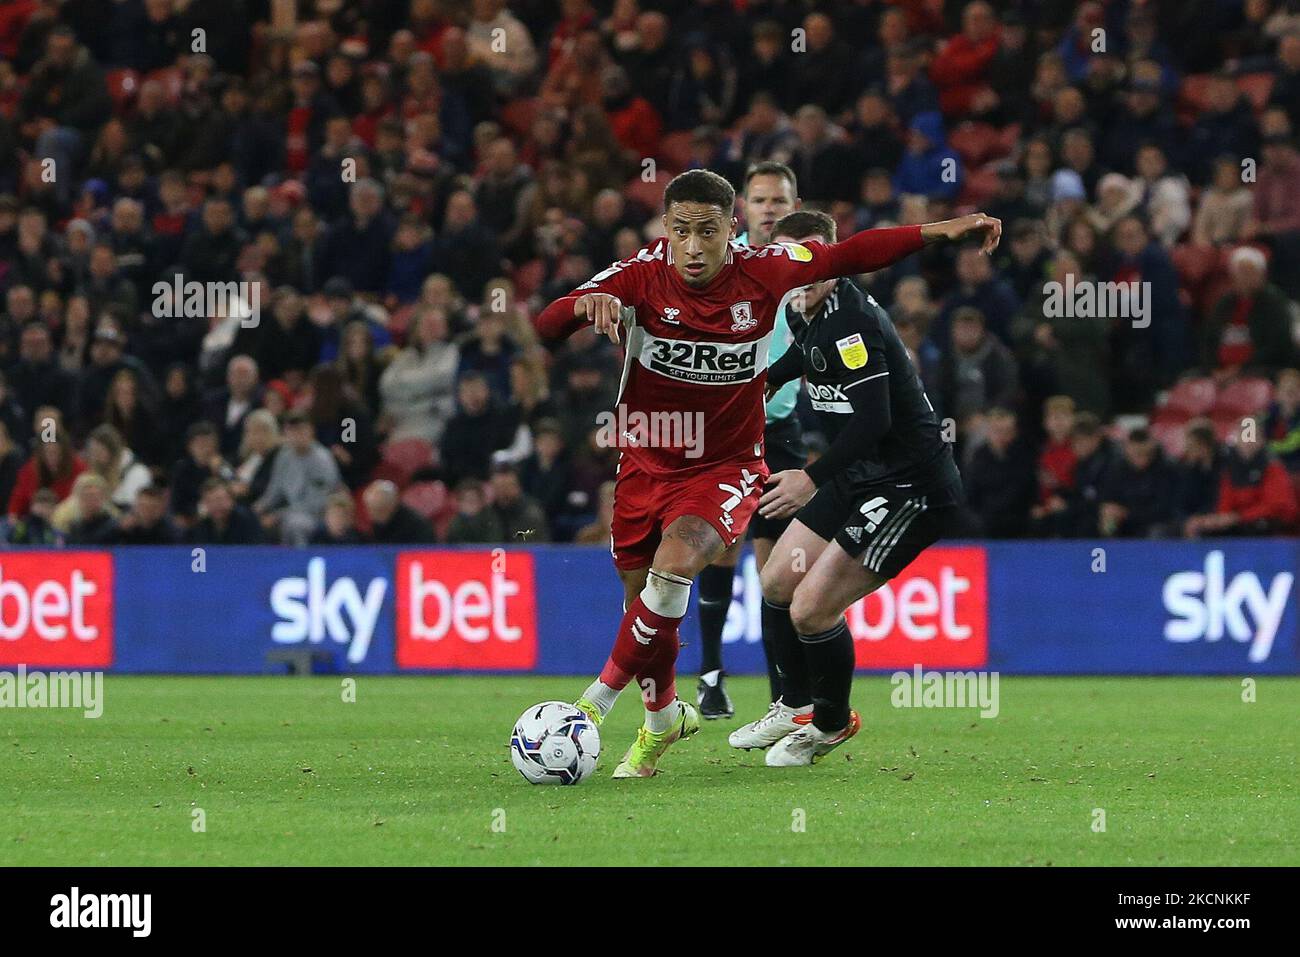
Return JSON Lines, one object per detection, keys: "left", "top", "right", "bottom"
{"left": 729, "top": 209, "right": 999, "bottom": 766}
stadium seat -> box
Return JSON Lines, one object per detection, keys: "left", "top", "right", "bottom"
{"left": 1171, "top": 243, "right": 1220, "bottom": 286}
{"left": 1211, "top": 408, "right": 1247, "bottom": 441}
{"left": 658, "top": 131, "right": 695, "bottom": 173}
{"left": 624, "top": 175, "right": 667, "bottom": 215}
{"left": 1178, "top": 74, "right": 1213, "bottom": 118}
{"left": 995, "top": 123, "right": 1021, "bottom": 157}
{"left": 499, "top": 97, "right": 538, "bottom": 137}
{"left": 1236, "top": 72, "right": 1275, "bottom": 113}
{"left": 401, "top": 480, "right": 447, "bottom": 520}
{"left": 381, "top": 437, "right": 436, "bottom": 486}
{"left": 948, "top": 122, "right": 1002, "bottom": 167}
{"left": 512, "top": 259, "right": 546, "bottom": 299}
{"left": 1214, "top": 377, "right": 1273, "bottom": 417}
{"left": 1151, "top": 405, "right": 1192, "bottom": 428}
{"left": 957, "top": 162, "right": 1001, "bottom": 208}
{"left": 1162, "top": 377, "right": 1217, "bottom": 416}
{"left": 146, "top": 66, "right": 183, "bottom": 105}
{"left": 105, "top": 68, "right": 139, "bottom": 112}
{"left": 368, "top": 460, "right": 412, "bottom": 489}
{"left": 1150, "top": 420, "right": 1188, "bottom": 459}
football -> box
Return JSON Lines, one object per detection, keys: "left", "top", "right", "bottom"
{"left": 509, "top": 702, "right": 601, "bottom": 785}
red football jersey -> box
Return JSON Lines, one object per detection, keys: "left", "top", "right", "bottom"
{"left": 536, "top": 226, "right": 924, "bottom": 479}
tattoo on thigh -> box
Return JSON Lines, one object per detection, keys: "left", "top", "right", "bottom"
{"left": 666, "top": 515, "right": 719, "bottom": 551}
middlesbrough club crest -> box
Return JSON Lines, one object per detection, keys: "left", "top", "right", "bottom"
{"left": 730, "top": 301, "right": 755, "bottom": 332}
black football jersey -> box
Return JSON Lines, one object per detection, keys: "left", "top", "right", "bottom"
{"left": 788, "top": 278, "right": 961, "bottom": 499}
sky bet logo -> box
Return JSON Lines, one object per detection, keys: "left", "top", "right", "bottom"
{"left": 1163, "top": 550, "right": 1294, "bottom": 663}
{"left": 270, "top": 558, "right": 387, "bottom": 664}
{"left": 396, "top": 551, "right": 537, "bottom": 669}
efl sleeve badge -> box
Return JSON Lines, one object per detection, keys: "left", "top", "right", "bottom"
{"left": 835, "top": 333, "right": 868, "bottom": 369}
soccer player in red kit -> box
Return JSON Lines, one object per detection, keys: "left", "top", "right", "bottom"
{"left": 534, "top": 169, "right": 1000, "bottom": 777}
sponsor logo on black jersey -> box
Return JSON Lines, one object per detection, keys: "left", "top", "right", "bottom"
{"left": 806, "top": 381, "right": 852, "bottom": 413}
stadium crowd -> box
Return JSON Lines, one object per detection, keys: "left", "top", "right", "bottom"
{"left": 1, "top": 0, "right": 1299, "bottom": 547}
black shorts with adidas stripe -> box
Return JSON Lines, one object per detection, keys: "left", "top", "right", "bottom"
{"left": 796, "top": 475, "right": 962, "bottom": 580}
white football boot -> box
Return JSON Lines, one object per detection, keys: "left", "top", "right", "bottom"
{"left": 727, "top": 698, "right": 812, "bottom": 750}
{"left": 765, "top": 711, "right": 861, "bottom": 766}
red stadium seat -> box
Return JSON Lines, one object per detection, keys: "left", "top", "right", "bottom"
{"left": 1211, "top": 408, "right": 1249, "bottom": 442}
{"left": 1151, "top": 405, "right": 1193, "bottom": 427}
{"left": 1236, "top": 72, "right": 1275, "bottom": 113}
{"left": 1162, "top": 377, "right": 1217, "bottom": 416}
{"left": 658, "top": 131, "right": 695, "bottom": 173}
{"left": 948, "top": 122, "right": 1002, "bottom": 167}
{"left": 995, "top": 123, "right": 1021, "bottom": 157}
{"left": 381, "top": 437, "right": 435, "bottom": 485}
{"left": 512, "top": 259, "right": 546, "bottom": 299}
{"left": 1179, "top": 74, "right": 1214, "bottom": 117}
{"left": 105, "top": 68, "right": 139, "bottom": 112}
{"left": 1215, "top": 377, "right": 1273, "bottom": 417}
{"left": 1150, "top": 420, "right": 1188, "bottom": 459}
{"left": 624, "top": 175, "right": 667, "bottom": 215}
{"left": 401, "top": 480, "right": 447, "bottom": 520}
{"left": 146, "top": 66, "right": 183, "bottom": 105}
{"left": 499, "top": 97, "right": 538, "bottom": 137}
{"left": 1171, "top": 243, "right": 1220, "bottom": 286}
{"left": 368, "top": 460, "right": 412, "bottom": 489}
{"left": 957, "top": 162, "right": 1000, "bottom": 208}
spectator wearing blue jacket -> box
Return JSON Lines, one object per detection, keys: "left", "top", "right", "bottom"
{"left": 894, "top": 111, "right": 962, "bottom": 201}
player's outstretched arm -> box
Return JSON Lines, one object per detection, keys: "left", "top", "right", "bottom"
{"left": 919, "top": 212, "right": 1003, "bottom": 254}
{"left": 801, "top": 213, "right": 1003, "bottom": 284}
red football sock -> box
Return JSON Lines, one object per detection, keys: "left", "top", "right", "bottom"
{"left": 598, "top": 569, "right": 692, "bottom": 704}
{"left": 637, "top": 624, "right": 681, "bottom": 712}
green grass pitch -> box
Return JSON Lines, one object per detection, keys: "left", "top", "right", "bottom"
{"left": 2, "top": 675, "right": 1296, "bottom": 866}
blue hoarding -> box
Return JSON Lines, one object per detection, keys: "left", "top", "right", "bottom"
{"left": 0, "top": 540, "right": 1295, "bottom": 675}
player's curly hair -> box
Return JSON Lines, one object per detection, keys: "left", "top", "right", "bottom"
{"left": 663, "top": 169, "right": 735, "bottom": 214}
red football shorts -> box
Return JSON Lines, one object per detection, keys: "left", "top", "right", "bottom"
{"left": 609, "top": 455, "right": 770, "bottom": 571}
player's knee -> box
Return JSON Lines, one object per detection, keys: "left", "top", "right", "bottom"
{"left": 788, "top": 586, "right": 835, "bottom": 636}
{"left": 759, "top": 557, "right": 796, "bottom": 605}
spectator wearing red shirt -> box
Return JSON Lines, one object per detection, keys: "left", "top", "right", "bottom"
{"left": 929, "top": 1, "right": 1001, "bottom": 119}
{"left": 1186, "top": 418, "right": 1299, "bottom": 536}
{"left": 601, "top": 65, "right": 661, "bottom": 163}
{"left": 7, "top": 426, "right": 85, "bottom": 518}
{"left": 1034, "top": 395, "right": 1078, "bottom": 510}
{"left": 1203, "top": 246, "right": 1297, "bottom": 376}
{"left": 548, "top": 0, "right": 597, "bottom": 68}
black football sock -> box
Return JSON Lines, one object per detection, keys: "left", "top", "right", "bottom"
{"left": 761, "top": 598, "right": 807, "bottom": 707}
{"left": 798, "top": 618, "right": 854, "bottom": 733}
{"left": 696, "top": 563, "right": 735, "bottom": 678}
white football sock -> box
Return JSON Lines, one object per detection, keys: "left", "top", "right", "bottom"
{"left": 700, "top": 669, "right": 721, "bottom": 687}
{"left": 645, "top": 699, "right": 681, "bottom": 733}
{"left": 641, "top": 568, "right": 692, "bottom": 618}
{"left": 581, "top": 680, "right": 621, "bottom": 717}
